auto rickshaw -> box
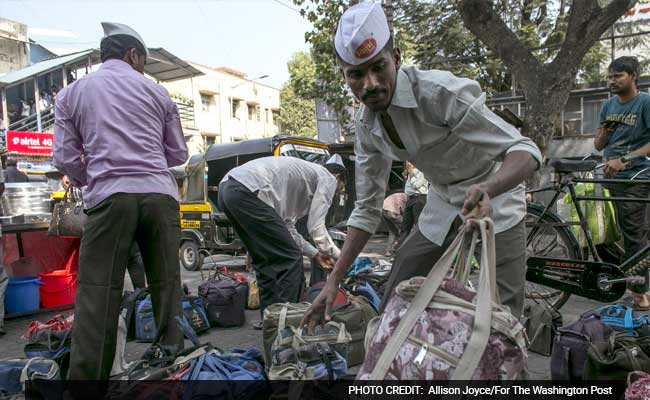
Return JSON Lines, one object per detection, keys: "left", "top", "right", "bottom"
{"left": 179, "top": 134, "right": 337, "bottom": 271}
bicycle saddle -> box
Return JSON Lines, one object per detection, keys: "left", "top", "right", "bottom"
{"left": 548, "top": 158, "right": 598, "bottom": 173}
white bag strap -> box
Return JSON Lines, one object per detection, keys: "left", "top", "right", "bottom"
{"left": 452, "top": 219, "right": 497, "bottom": 379}
{"left": 19, "top": 357, "right": 59, "bottom": 389}
{"left": 279, "top": 306, "right": 288, "bottom": 332}
{"left": 368, "top": 222, "right": 468, "bottom": 380}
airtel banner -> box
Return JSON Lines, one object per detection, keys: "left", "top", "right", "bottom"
{"left": 6, "top": 131, "right": 54, "bottom": 155}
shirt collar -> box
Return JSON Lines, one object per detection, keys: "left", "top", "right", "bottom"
{"left": 101, "top": 58, "right": 134, "bottom": 71}
{"left": 389, "top": 69, "right": 418, "bottom": 109}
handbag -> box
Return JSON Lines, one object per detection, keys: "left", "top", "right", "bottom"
{"left": 522, "top": 301, "right": 562, "bottom": 356}
{"left": 48, "top": 186, "right": 86, "bottom": 237}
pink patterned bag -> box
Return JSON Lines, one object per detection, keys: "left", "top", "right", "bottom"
{"left": 626, "top": 371, "right": 650, "bottom": 400}
{"left": 357, "top": 219, "right": 528, "bottom": 380}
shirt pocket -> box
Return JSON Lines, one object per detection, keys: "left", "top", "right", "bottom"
{"left": 419, "top": 135, "right": 481, "bottom": 185}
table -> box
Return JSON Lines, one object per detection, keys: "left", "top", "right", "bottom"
{"left": 2, "top": 222, "right": 50, "bottom": 257}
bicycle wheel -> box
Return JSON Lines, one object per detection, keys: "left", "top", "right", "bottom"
{"left": 525, "top": 202, "right": 582, "bottom": 310}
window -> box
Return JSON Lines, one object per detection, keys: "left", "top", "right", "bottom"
{"left": 231, "top": 99, "right": 240, "bottom": 119}
{"left": 205, "top": 136, "right": 216, "bottom": 146}
{"left": 267, "top": 109, "right": 272, "bottom": 123}
{"left": 200, "top": 94, "right": 213, "bottom": 113}
{"left": 247, "top": 103, "right": 256, "bottom": 120}
{"left": 583, "top": 98, "right": 607, "bottom": 134}
{"left": 257, "top": 106, "right": 262, "bottom": 122}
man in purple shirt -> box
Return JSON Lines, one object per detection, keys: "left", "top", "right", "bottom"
{"left": 53, "top": 22, "right": 188, "bottom": 380}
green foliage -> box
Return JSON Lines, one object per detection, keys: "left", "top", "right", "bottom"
{"left": 278, "top": 51, "right": 318, "bottom": 138}
{"left": 294, "top": 0, "right": 354, "bottom": 133}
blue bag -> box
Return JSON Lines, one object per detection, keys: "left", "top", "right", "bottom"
{"left": 347, "top": 257, "right": 373, "bottom": 277}
{"left": 135, "top": 296, "right": 157, "bottom": 342}
{"left": 181, "top": 348, "right": 265, "bottom": 400}
{"left": 0, "top": 358, "right": 59, "bottom": 396}
{"left": 181, "top": 296, "right": 210, "bottom": 334}
{"left": 23, "top": 329, "right": 71, "bottom": 378}
{"left": 593, "top": 304, "right": 650, "bottom": 331}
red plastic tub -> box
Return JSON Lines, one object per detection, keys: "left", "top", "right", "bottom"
{"left": 39, "top": 270, "right": 77, "bottom": 308}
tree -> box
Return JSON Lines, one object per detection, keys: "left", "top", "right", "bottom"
{"left": 458, "top": 0, "right": 636, "bottom": 154}
{"left": 278, "top": 51, "right": 318, "bottom": 137}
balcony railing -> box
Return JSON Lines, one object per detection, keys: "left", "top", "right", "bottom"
{"left": 176, "top": 101, "right": 196, "bottom": 129}
{"left": 8, "top": 107, "right": 55, "bottom": 133}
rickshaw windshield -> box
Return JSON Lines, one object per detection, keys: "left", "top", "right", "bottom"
{"left": 279, "top": 143, "right": 330, "bottom": 165}
{"left": 182, "top": 156, "right": 206, "bottom": 203}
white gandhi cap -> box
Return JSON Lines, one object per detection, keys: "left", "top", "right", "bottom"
{"left": 334, "top": 1, "right": 390, "bottom": 66}
{"left": 101, "top": 22, "right": 150, "bottom": 57}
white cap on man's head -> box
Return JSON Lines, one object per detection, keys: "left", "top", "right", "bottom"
{"left": 334, "top": 1, "right": 390, "bottom": 66}
{"left": 101, "top": 22, "right": 150, "bottom": 57}
{"left": 326, "top": 154, "right": 345, "bottom": 168}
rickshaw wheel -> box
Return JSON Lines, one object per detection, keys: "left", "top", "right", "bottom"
{"left": 180, "top": 240, "right": 204, "bottom": 271}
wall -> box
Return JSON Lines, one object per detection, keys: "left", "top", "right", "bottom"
{"left": 162, "top": 62, "right": 280, "bottom": 155}
{"left": 0, "top": 18, "right": 29, "bottom": 74}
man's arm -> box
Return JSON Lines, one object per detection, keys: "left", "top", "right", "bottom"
{"left": 163, "top": 99, "right": 189, "bottom": 167}
{"left": 604, "top": 142, "right": 650, "bottom": 177}
{"left": 285, "top": 220, "right": 319, "bottom": 259}
{"left": 594, "top": 127, "right": 614, "bottom": 151}
{"left": 307, "top": 176, "right": 341, "bottom": 259}
{"left": 52, "top": 92, "right": 87, "bottom": 187}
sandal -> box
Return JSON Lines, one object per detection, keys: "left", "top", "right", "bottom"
{"left": 252, "top": 320, "right": 263, "bottom": 330}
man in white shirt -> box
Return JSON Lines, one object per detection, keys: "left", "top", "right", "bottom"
{"left": 303, "top": 2, "right": 541, "bottom": 327}
{"left": 400, "top": 161, "right": 428, "bottom": 244}
{"left": 218, "top": 156, "right": 346, "bottom": 317}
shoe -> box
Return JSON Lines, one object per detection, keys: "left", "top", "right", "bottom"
{"left": 252, "top": 320, "right": 263, "bottom": 330}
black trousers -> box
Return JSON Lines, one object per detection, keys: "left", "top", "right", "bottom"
{"left": 603, "top": 182, "right": 650, "bottom": 260}
{"left": 127, "top": 243, "right": 147, "bottom": 289}
{"left": 398, "top": 194, "right": 426, "bottom": 245}
{"left": 218, "top": 179, "right": 305, "bottom": 314}
{"left": 69, "top": 193, "right": 183, "bottom": 380}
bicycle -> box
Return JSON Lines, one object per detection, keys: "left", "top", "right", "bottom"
{"left": 525, "top": 153, "right": 650, "bottom": 310}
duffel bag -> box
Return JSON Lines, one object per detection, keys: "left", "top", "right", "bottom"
{"left": 591, "top": 304, "right": 650, "bottom": 332}
{"left": 198, "top": 280, "right": 246, "bottom": 328}
{"left": 22, "top": 314, "right": 74, "bottom": 344}
{"left": 551, "top": 312, "right": 614, "bottom": 380}
{"left": 135, "top": 295, "right": 157, "bottom": 342}
{"left": 358, "top": 218, "right": 527, "bottom": 380}
{"left": 584, "top": 331, "right": 650, "bottom": 381}
{"left": 272, "top": 321, "right": 351, "bottom": 364}
{"left": 181, "top": 348, "right": 265, "bottom": 400}
{"left": 304, "top": 281, "right": 347, "bottom": 306}
{"left": 0, "top": 357, "right": 59, "bottom": 396}
{"left": 330, "top": 295, "right": 377, "bottom": 366}
{"left": 182, "top": 296, "right": 210, "bottom": 334}
{"left": 268, "top": 343, "right": 347, "bottom": 381}
{"left": 343, "top": 280, "right": 381, "bottom": 313}
{"left": 24, "top": 329, "right": 71, "bottom": 379}
{"left": 262, "top": 302, "right": 311, "bottom": 365}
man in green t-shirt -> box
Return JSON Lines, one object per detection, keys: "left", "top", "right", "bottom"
{"left": 594, "top": 56, "right": 650, "bottom": 304}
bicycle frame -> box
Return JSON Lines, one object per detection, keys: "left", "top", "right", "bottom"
{"left": 528, "top": 172, "right": 650, "bottom": 265}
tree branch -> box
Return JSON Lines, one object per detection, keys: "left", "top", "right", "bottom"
{"left": 553, "top": 0, "right": 636, "bottom": 70}
{"left": 458, "top": 0, "right": 542, "bottom": 90}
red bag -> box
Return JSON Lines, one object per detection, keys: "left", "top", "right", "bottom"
{"left": 627, "top": 371, "right": 650, "bottom": 400}
{"left": 22, "top": 314, "right": 74, "bottom": 343}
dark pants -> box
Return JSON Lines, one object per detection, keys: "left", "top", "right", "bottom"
{"left": 127, "top": 243, "right": 147, "bottom": 289}
{"left": 398, "top": 194, "right": 426, "bottom": 245}
{"left": 604, "top": 182, "right": 650, "bottom": 260}
{"left": 69, "top": 193, "right": 183, "bottom": 380}
{"left": 380, "top": 218, "right": 527, "bottom": 319}
{"left": 218, "top": 179, "right": 305, "bottom": 314}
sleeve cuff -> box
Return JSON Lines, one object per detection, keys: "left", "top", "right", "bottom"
{"left": 506, "top": 143, "right": 542, "bottom": 169}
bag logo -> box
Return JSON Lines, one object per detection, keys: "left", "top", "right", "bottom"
{"left": 355, "top": 37, "right": 377, "bottom": 59}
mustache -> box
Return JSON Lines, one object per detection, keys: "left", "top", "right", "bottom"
{"left": 361, "top": 88, "right": 387, "bottom": 101}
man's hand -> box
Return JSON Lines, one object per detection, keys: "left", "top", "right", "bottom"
{"left": 301, "top": 277, "right": 339, "bottom": 334}
{"left": 461, "top": 185, "right": 493, "bottom": 228}
{"left": 604, "top": 158, "right": 627, "bottom": 178}
{"left": 314, "top": 253, "right": 335, "bottom": 270}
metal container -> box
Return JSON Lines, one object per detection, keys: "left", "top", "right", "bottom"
{"left": 0, "top": 182, "right": 52, "bottom": 216}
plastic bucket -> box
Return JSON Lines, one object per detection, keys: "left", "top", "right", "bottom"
{"left": 39, "top": 270, "right": 77, "bottom": 308}
{"left": 5, "top": 276, "right": 42, "bottom": 313}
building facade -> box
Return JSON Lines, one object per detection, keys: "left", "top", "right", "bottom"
{"left": 0, "top": 18, "right": 30, "bottom": 75}
{"left": 163, "top": 63, "right": 281, "bottom": 155}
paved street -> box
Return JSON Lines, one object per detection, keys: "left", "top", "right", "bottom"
{"left": 1, "top": 234, "right": 602, "bottom": 379}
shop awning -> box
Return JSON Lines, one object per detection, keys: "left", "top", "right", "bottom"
{"left": 145, "top": 48, "right": 203, "bottom": 82}
{"left": 0, "top": 49, "right": 98, "bottom": 88}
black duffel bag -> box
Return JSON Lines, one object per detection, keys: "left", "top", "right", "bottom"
{"left": 198, "top": 280, "right": 246, "bottom": 327}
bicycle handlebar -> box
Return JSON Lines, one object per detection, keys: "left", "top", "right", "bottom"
{"left": 622, "top": 154, "right": 648, "bottom": 163}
